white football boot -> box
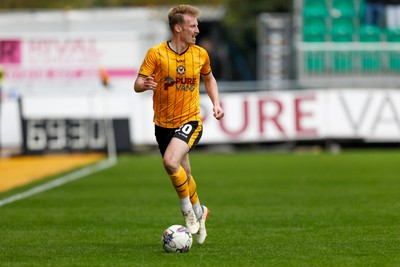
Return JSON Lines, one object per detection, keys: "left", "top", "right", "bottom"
{"left": 196, "top": 205, "right": 210, "bottom": 244}
{"left": 182, "top": 209, "right": 200, "bottom": 234}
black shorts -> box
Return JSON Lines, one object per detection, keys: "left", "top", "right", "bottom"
{"left": 155, "top": 121, "right": 203, "bottom": 156}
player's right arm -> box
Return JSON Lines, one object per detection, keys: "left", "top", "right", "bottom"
{"left": 134, "top": 47, "right": 158, "bottom": 93}
{"left": 134, "top": 74, "right": 157, "bottom": 93}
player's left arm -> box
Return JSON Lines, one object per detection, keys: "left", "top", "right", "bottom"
{"left": 201, "top": 72, "right": 224, "bottom": 120}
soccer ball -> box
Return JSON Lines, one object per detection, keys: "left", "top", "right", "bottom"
{"left": 161, "top": 225, "right": 193, "bottom": 253}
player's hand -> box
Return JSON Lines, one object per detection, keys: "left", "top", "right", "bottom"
{"left": 144, "top": 74, "right": 157, "bottom": 91}
{"left": 213, "top": 105, "right": 224, "bottom": 120}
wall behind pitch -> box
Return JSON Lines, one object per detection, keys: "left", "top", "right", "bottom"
{"left": 2, "top": 88, "right": 400, "bottom": 152}
{"left": 198, "top": 89, "right": 400, "bottom": 143}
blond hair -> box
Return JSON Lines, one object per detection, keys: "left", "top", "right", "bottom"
{"left": 168, "top": 5, "right": 200, "bottom": 31}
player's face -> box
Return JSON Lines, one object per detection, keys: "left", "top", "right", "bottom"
{"left": 180, "top": 15, "right": 199, "bottom": 45}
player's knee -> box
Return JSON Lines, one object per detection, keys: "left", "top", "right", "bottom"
{"left": 163, "top": 156, "right": 179, "bottom": 174}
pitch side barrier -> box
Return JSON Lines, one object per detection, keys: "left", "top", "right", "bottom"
{"left": 2, "top": 87, "right": 400, "bottom": 155}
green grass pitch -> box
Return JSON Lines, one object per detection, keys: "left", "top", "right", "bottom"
{"left": 1, "top": 150, "right": 400, "bottom": 266}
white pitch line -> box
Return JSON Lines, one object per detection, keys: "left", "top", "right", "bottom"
{"left": 0, "top": 158, "right": 116, "bottom": 207}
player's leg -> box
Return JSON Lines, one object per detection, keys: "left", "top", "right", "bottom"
{"left": 180, "top": 137, "right": 209, "bottom": 244}
{"left": 181, "top": 154, "right": 202, "bottom": 216}
{"left": 180, "top": 152, "right": 192, "bottom": 179}
{"left": 164, "top": 137, "right": 199, "bottom": 234}
{"left": 164, "top": 137, "right": 191, "bottom": 207}
{"left": 154, "top": 125, "right": 199, "bottom": 233}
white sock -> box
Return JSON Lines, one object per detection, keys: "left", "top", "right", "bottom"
{"left": 192, "top": 201, "right": 203, "bottom": 220}
{"left": 180, "top": 196, "right": 192, "bottom": 213}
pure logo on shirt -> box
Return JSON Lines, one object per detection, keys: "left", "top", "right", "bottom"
{"left": 164, "top": 77, "right": 197, "bottom": 92}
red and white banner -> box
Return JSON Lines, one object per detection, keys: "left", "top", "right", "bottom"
{"left": 130, "top": 88, "right": 400, "bottom": 144}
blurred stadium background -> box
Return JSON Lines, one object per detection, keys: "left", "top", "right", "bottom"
{"left": 1, "top": 0, "right": 400, "bottom": 159}
{"left": 2, "top": 2, "right": 400, "bottom": 264}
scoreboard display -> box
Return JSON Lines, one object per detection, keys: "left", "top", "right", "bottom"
{"left": 22, "top": 118, "right": 131, "bottom": 154}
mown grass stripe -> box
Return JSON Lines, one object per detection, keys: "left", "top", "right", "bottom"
{"left": 0, "top": 159, "right": 115, "bottom": 207}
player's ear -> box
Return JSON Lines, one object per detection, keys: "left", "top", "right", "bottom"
{"left": 175, "top": 24, "right": 182, "bottom": 33}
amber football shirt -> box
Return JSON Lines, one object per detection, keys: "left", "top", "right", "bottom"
{"left": 138, "top": 42, "right": 211, "bottom": 128}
